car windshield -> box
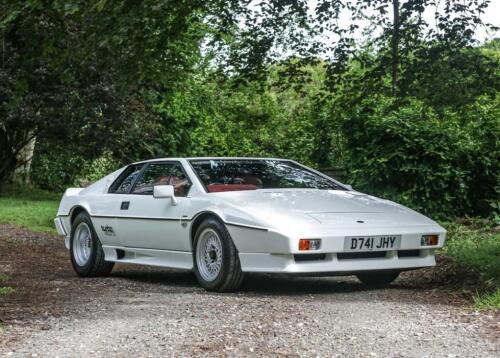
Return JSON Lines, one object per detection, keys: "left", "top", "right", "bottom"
{"left": 189, "top": 159, "right": 345, "bottom": 193}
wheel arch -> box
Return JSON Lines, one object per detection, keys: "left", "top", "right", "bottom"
{"left": 70, "top": 205, "right": 90, "bottom": 225}
{"left": 190, "top": 211, "right": 226, "bottom": 249}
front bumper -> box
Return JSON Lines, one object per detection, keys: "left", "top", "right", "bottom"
{"left": 54, "top": 217, "right": 70, "bottom": 249}
{"left": 54, "top": 217, "right": 67, "bottom": 236}
{"left": 229, "top": 224, "right": 445, "bottom": 274}
{"left": 239, "top": 249, "right": 436, "bottom": 274}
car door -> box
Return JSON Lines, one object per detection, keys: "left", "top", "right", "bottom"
{"left": 94, "top": 163, "right": 147, "bottom": 247}
{"left": 112, "top": 161, "right": 193, "bottom": 251}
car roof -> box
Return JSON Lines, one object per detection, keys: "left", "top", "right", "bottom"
{"left": 133, "top": 157, "right": 290, "bottom": 165}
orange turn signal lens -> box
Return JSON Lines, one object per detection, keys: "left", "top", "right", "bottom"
{"left": 299, "top": 239, "right": 310, "bottom": 251}
{"left": 299, "top": 239, "right": 321, "bottom": 251}
{"left": 421, "top": 234, "right": 439, "bottom": 246}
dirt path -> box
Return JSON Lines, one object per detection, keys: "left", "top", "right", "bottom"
{"left": 0, "top": 225, "right": 498, "bottom": 357}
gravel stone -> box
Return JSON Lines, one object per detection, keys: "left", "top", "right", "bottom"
{"left": 0, "top": 224, "right": 498, "bottom": 357}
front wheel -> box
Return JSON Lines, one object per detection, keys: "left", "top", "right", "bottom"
{"left": 193, "top": 218, "right": 244, "bottom": 292}
{"left": 70, "top": 212, "right": 114, "bottom": 277}
{"left": 356, "top": 271, "right": 400, "bottom": 286}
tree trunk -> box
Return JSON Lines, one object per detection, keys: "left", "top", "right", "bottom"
{"left": 0, "top": 152, "right": 17, "bottom": 189}
{"left": 391, "top": 0, "right": 400, "bottom": 96}
{"left": 13, "top": 135, "right": 36, "bottom": 185}
{"left": 0, "top": 129, "right": 36, "bottom": 188}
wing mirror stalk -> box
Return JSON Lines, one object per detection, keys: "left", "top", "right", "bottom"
{"left": 153, "top": 185, "right": 178, "bottom": 205}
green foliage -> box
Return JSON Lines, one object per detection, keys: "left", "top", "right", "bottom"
{"left": 145, "top": 67, "right": 342, "bottom": 169}
{"left": 31, "top": 142, "right": 119, "bottom": 192}
{"left": 0, "top": 273, "right": 12, "bottom": 296}
{"left": 0, "top": 287, "right": 14, "bottom": 296}
{"left": 1, "top": 0, "right": 499, "bottom": 221}
{"left": 474, "top": 289, "right": 500, "bottom": 310}
{"left": 0, "top": 185, "right": 59, "bottom": 233}
{"left": 30, "top": 142, "right": 89, "bottom": 192}
{"left": 440, "top": 219, "right": 500, "bottom": 309}
{"left": 340, "top": 94, "right": 499, "bottom": 218}
{"left": 0, "top": 274, "right": 14, "bottom": 296}
{"left": 442, "top": 220, "right": 500, "bottom": 287}
{"left": 79, "top": 152, "right": 118, "bottom": 184}
{"left": 0, "top": 0, "right": 247, "bottom": 185}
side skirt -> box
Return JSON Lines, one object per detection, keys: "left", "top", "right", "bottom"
{"left": 102, "top": 246, "right": 193, "bottom": 270}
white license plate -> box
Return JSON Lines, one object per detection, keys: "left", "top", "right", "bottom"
{"left": 344, "top": 235, "right": 401, "bottom": 251}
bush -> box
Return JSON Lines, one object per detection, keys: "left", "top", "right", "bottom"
{"left": 341, "top": 95, "right": 499, "bottom": 218}
{"left": 31, "top": 140, "right": 119, "bottom": 191}
{"left": 31, "top": 141, "right": 88, "bottom": 192}
{"left": 164, "top": 75, "right": 340, "bottom": 168}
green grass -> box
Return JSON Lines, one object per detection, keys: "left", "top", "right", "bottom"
{"left": 0, "top": 274, "right": 14, "bottom": 296}
{"left": 474, "top": 289, "right": 500, "bottom": 310}
{"left": 0, "top": 287, "right": 14, "bottom": 295}
{"left": 442, "top": 219, "right": 500, "bottom": 309}
{"left": 0, "top": 185, "right": 60, "bottom": 233}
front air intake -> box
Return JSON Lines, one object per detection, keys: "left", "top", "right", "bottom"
{"left": 294, "top": 254, "right": 326, "bottom": 262}
{"left": 337, "top": 251, "right": 387, "bottom": 260}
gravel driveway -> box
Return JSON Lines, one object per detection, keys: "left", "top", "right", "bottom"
{"left": 0, "top": 225, "right": 498, "bottom": 357}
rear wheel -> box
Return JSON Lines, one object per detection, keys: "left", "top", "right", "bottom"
{"left": 356, "top": 271, "right": 400, "bottom": 286}
{"left": 70, "top": 212, "right": 114, "bottom": 277}
{"left": 193, "top": 218, "right": 244, "bottom": 292}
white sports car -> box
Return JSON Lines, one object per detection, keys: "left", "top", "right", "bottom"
{"left": 54, "top": 157, "right": 446, "bottom": 292}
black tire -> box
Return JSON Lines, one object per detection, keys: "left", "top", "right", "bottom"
{"left": 193, "top": 218, "right": 244, "bottom": 292}
{"left": 70, "top": 212, "right": 114, "bottom": 277}
{"left": 356, "top": 270, "right": 400, "bottom": 286}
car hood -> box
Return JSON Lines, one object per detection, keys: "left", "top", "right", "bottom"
{"left": 210, "top": 189, "right": 441, "bottom": 234}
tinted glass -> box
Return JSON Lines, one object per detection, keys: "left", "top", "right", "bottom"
{"left": 132, "top": 163, "right": 190, "bottom": 196}
{"left": 113, "top": 164, "right": 144, "bottom": 194}
{"left": 190, "top": 159, "right": 345, "bottom": 192}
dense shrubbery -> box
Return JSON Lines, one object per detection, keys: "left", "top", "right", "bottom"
{"left": 3, "top": 0, "right": 498, "bottom": 220}
{"left": 182, "top": 76, "right": 337, "bottom": 167}
{"left": 30, "top": 69, "right": 345, "bottom": 192}
{"left": 340, "top": 95, "right": 499, "bottom": 218}
{"left": 31, "top": 142, "right": 118, "bottom": 192}
{"left": 30, "top": 72, "right": 499, "bottom": 220}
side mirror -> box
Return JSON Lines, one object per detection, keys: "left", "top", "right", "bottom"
{"left": 153, "top": 185, "right": 178, "bottom": 205}
{"left": 344, "top": 184, "right": 353, "bottom": 190}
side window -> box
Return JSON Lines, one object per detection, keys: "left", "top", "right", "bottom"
{"left": 110, "top": 164, "right": 145, "bottom": 194}
{"left": 132, "top": 163, "right": 191, "bottom": 197}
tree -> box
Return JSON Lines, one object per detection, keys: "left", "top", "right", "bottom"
{"left": 0, "top": 0, "right": 247, "bottom": 185}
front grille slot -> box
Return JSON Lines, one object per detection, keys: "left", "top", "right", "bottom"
{"left": 398, "top": 250, "right": 420, "bottom": 257}
{"left": 337, "top": 251, "right": 387, "bottom": 260}
{"left": 294, "top": 254, "right": 326, "bottom": 262}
